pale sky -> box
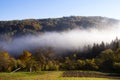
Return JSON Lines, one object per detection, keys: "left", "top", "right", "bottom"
{"left": 0, "top": 0, "right": 120, "bottom": 20}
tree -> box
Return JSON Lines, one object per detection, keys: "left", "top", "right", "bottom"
{"left": 96, "top": 49, "right": 114, "bottom": 62}
{"left": 84, "top": 59, "right": 98, "bottom": 70}
{"left": 34, "top": 48, "right": 57, "bottom": 71}
{"left": 113, "top": 62, "right": 120, "bottom": 73}
{"left": 95, "top": 49, "right": 115, "bottom": 72}
{"left": 0, "top": 51, "right": 17, "bottom": 72}
{"left": 46, "top": 61, "right": 59, "bottom": 71}
{"left": 19, "top": 50, "right": 37, "bottom": 72}
{"left": 26, "top": 57, "right": 39, "bottom": 72}
{"left": 114, "top": 48, "right": 120, "bottom": 61}
{"left": 77, "top": 59, "right": 85, "bottom": 70}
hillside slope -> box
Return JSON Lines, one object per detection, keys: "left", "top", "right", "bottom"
{"left": 0, "top": 16, "right": 119, "bottom": 41}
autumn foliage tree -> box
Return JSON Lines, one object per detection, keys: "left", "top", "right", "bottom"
{"left": 19, "top": 50, "right": 38, "bottom": 72}
{"left": 0, "top": 51, "right": 17, "bottom": 72}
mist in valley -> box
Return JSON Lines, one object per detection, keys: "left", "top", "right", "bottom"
{"left": 1, "top": 22, "right": 120, "bottom": 55}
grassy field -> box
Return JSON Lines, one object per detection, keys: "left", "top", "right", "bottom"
{"left": 0, "top": 71, "right": 119, "bottom": 80}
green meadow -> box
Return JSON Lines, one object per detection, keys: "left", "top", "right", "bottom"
{"left": 0, "top": 71, "right": 119, "bottom": 80}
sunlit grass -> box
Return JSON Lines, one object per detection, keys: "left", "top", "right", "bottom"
{"left": 0, "top": 71, "right": 119, "bottom": 80}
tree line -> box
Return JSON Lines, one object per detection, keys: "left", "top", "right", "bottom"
{"left": 0, "top": 38, "right": 120, "bottom": 73}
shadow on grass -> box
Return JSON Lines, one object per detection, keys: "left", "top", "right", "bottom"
{"left": 63, "top": 71, "right": 120, "bottom": 79}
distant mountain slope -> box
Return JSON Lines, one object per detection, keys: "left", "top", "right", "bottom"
{"left": 0, "top": 16, "right": 119, "bottom": 41}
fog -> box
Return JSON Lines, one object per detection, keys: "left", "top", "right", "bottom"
{"left": 1, "top": 23, "right": 120, "bottom": 54}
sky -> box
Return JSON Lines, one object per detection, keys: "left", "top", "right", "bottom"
{"left": 0, "top": 0, "right": 120, "bottom": 20}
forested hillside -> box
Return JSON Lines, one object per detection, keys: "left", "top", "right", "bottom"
{"left": 0, "top": 16, "right": 118, "bottom": 41}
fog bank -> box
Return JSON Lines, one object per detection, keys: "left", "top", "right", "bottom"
{"left": 1, "top": 23, "right": 120, "bottom": 54}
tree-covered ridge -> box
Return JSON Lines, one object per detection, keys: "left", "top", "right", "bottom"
{"left": 0, "top": 16, "right": 119, "bottom": 40}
